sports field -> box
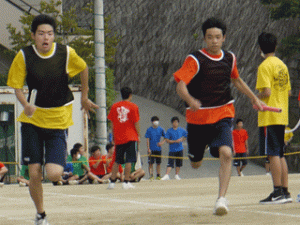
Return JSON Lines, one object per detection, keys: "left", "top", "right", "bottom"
{"left": 1, "top": 174, "right": 300, "bottom": 225}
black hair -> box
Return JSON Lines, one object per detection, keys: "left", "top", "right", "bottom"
{"left": 202, "top": 17, "right": 226, "bottom": 36}
{"left": 151, "top": 116, "right": 159, "bottom": 122}
{"left": 70, "top": 148, "right": 79, "bottom": 157}
{"left": 121, "top": 87, "right": 133, "bottom": 100}
{"left": 90, "top": 145, "right": 101, "bottom": 154}
{"left": 73, "top": 143, "right": 83, "bottom": 150}
{"left": 171, "top": 116, "right": 179, "bottom": 123}
{"left": 258, "top": 32, "right": 277, "bottom": 54}
{"left": 31, "top": 14, "right": 56, "bottom": 34}
{"left": 236, "top": 119, "right": 243, "bottom": 124}
{"left": 106, "top": 143, "right": 114, "bottom": 151}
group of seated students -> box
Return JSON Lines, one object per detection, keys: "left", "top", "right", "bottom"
{"left": 53, "top": 143, "right": 145, "bottom": 186}
{"left": 1, "top": 142, "right": 145, "bottom": 187}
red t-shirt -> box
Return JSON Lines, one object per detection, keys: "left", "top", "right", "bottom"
{"left": 89, "top": 155, "right": 107, "bottom": 176}
{"left": 232, "top": 129, "right": 248, "bottom": 153}
{"left": 0, "top": 162, "right": 4, "bottom": 169}
{"left": 107, "top": 100, "right": 139, "bottom": 145}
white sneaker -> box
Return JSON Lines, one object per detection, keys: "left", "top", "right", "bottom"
{"left": 35, "top": 215, "right": 50, "bottom": 225}
{"left": 0, "top": 182, "right": 4, "bottom": 187}
{"left": 174, "top": 175, "right": 181, "bottom": 180}
{"left": 19, "top": 182, "right": 27, "bottom": 187}
{"left": 161, "top": 174, "right": 170, "bottom": 181}
{"left": 68, "top": 180, "right": 79, "bottom": 185}
{"left": 266, "top": 172, "right": 271, "bottom": 176}
{"left": 240, "top": 172, "right": 244, "bottom": 177}
{"left": 107, "top": 182, "right": 115, "bottom": 190}
{"left": 122, "top": 182, "right": 135, "bottom": 189}
{"left": 213, "top": 197, "right": 229, "bottom": 216}
{"left": 57, "top": 181, "right": 63, "bottom": 186}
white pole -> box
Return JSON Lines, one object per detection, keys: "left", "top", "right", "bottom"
{"left": 94, "top": 0, "right": 107, "bottom": 154}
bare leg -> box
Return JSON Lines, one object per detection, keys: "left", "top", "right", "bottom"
{"left": 157, "top": 164, "right": 161, "bottom": 175}
{"left": 175, "top": 167, "right": 180, "bottom": 175}
{"left": 148, "top": 163, "right": 153, "bottom": 176}
{"left": 269, "top": 156, "right": 282, "bottom": 186}
{"left": 165, "top": 167, "right": 172, "bottom": 175}
{"left": 111, "top": 162, "right": 119, "bottom": 180}
{"left": 28, "top": 164, "right": 44, "bottom": 214}
{"left": 218, "top": 146, "right": 232, "bottom": 198}
{"left": 280, "top": 157, "right": 289, "bottom": 188}
{"left": 236, "top": 166, "right": 241, "bottom": 176}
{"left": 124, "top": 163, "right": 131, "bottom": 181}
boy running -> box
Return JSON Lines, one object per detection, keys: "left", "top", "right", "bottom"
{"left": 7, "top": 14, "right": 98, "bottom": 224}
{"left": 173, "top": 17, "right": 263, "bottom": 215}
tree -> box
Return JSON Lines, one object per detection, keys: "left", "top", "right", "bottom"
{"left": 6, "top": 0, "right": 120, "bottom": 136}
{"left": 260, "top": 0, "right": 300, "bottom": 57}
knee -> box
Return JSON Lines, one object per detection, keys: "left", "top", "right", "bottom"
{"left": 191, "top": 161, "right": 202, "bottom": 169}
{"left": 219, "top": 147, "right": 232, "bottom": 161}
{"left": 47, "top": 172, "right": 62, "bottom": 182}
{"left": 45, "top": 164, "right": 63, "bottom": 182}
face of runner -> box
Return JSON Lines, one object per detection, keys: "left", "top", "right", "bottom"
{"left": 237, "top": 121, "right": 243, "bottom": 129}
{"left": 31, "top": 24, "right": 55, "bottom": 54}
{"left": 204, "top": 27, "right": 225, "bottom": 55}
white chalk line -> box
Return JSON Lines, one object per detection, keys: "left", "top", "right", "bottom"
{"left": 45, "top": 192, "right": 300, "bottom": 219}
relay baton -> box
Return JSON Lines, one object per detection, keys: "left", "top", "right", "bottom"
{"left": 253, "top": 105, "right": 282, "bottom": 113}
{"left": 29, "top": 89, "right": 37, "bottom": 105}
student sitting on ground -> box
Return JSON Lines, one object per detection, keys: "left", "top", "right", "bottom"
{"left": 17, "top": 165, "right": 30, "bottom": 187}
{"left": 0, "top": 162, "right": 8, "bottom": 187}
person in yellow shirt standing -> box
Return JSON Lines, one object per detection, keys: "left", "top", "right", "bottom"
{"left": 256, "top": 32, "right": 292, "bottom": 205}
{"left": 7, "top": 14, "right": 98, "bottom": 225}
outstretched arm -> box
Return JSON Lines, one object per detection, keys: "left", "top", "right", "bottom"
{"left": 176, "top": 80, "right": 201, "bottom": 111}
{"left": 80, "top": 66, "right": 99, "bottom": 118}
{"left": 232, "top": 77, "right": 264, "bottom": 110}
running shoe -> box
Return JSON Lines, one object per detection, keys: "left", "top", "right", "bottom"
{"left": 213, "top": 197, "right": 228, "bottom": 216}
{"left": 174, "top": 175, "right": 181, "bottom": 180}
{"left": 19, "top": 182, "right": 27, "bottom": 187}
{"left": 35, "top": 215, "right": 50, "bottom": 225}
{"left": 0, "top": 182, "right": 4, "bottom": 187}
{"left": 149, "top": 176, "right": 154, "bottom": 181}
{"left": 156, "top": 176, "right": 161, "bottom": 180}
{"left": 161, "top": 174, "right": 170, "bottom": 181}
{"left": 107, "top": 182, "right": 115, "bottom": 190}
{"left": 68, "top": 180, "right": 79, "bottom": 185}
{"left": 259, "top": 191, "right": 287, "bottom": 204}
{"left": 284, "top": 192, "right": 293, "bottom": 203}
{"left": 122, "top": 182, "right": 135, "bottom": 189}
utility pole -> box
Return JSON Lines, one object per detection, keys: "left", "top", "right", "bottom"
{"left": 94, "top": 0, "right": 107, "bottom": 153}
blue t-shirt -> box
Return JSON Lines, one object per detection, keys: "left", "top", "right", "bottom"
{"left": 145, "top": 126, "right": 166, "bottom": 151}
{"left": 165, "top": 127, "right": 187, "bottom": 152}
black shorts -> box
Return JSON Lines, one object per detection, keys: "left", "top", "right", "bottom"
{"left": 233, "top": 153, "right": 248, "bottom": 167}
{"left": 21, "top": 123, "right": 68, "bottom": 166}
{"left": 115, "top": 141, "right": 137, "bottom": 164}
{"left": 167, "top": 151, "right": 183, "bottom": 168}
{"left": 148, "top": 151, "right": 162, "bottom": 164}
{"left": 259, "top": 125, "right": 284, "bottom": 157}
{"left": 187, "top": 118, "right": 233, "bottom": 162}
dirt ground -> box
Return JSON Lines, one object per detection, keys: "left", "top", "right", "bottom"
{"left": 1, "top": 174, "right": 300, "bottom": 225}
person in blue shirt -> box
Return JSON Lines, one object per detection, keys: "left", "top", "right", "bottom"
{"left": 161, "top": 117, "right": 187, "bottom": 180}
{"left": 145, "top": 116, "right": 166, "bottom": 180}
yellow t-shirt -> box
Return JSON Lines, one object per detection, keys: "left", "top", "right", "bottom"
{"left": 7, "top": 43, "right": 87, "bottom": 129}
{"left": 256, "top": 56, "right": 291, "bottom": 127}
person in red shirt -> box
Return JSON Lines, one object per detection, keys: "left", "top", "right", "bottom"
{"left": 89, "top": 145, "right": 110, "bottom": 182}
{"left": 232, "top": 119, "right": 249, "bottom": 177}
{"left": 105, "top": 143, "right": 124, "bottom": 181}
{"left": 0, "top": 162, "right": 8, "bottom": 187}
{"left": 107, "top": 87, "right": 140, "bottom": 190}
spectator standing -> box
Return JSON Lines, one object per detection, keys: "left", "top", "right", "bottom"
{"left": 107, "top": 87, "right": 140, "bottom": 190}
{"left": 145, "top": 116, "right": 166, "bottom": 180}
{"left": 161, "top": 117, "right": 187, "bottom": 181}
{"left": 232, "top": 119, "right": 249, "bottom": 177}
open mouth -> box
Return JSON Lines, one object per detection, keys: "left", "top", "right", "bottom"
{"left": 42, "top": 43, "right": 49, "bottom": 47}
